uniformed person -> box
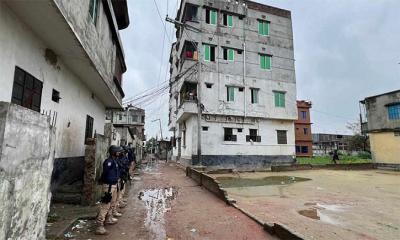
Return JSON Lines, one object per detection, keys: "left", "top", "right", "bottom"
{"left": 116, "top": 146, "right": 130, "bottom": 210}
{"left": 95, "top": 145, "right": 121, "bottom": 235}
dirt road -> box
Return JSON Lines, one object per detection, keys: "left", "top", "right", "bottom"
{"left": 65, "top": 161, "right": 275, "bottom": 240}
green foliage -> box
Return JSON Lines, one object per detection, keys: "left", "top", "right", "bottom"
{"left": 297, "top": 155, "right": 372, "bottom": 165}
{"left": 357, "top": 151, "right": 372, "bottom": 159}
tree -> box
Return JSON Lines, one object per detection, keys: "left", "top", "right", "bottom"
{"left": 145, "top": 137, "right": 158, "bottom": 153}
{"left": 346, "top": 122, "right": 370, "bottom": 152}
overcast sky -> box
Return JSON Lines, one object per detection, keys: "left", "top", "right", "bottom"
{"left": 120, "top": 0, "right": 400, "bottom": 139}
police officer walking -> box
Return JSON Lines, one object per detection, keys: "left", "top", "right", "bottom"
{"left": 95, "top": 145, "right": 121, "bottom": 235}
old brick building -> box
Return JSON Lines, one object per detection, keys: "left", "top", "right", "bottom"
{"left": 295, "top": 100, "right": 313, "bottom": 157}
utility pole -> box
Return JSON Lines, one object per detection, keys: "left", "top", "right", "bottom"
{"left": 166, "top": 16, "right": 203, "bottom": 166}
{"left": 152, "top": 118, "right": 163, "bottom": 139}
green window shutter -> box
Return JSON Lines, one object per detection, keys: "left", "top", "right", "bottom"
{"left": 228, "top": 49, "right": 234, "bottom": 61}
{"left": 251, "top": 89, "right": 258, "bottom": 103}
{"left": 204, "top": 45, "right": 210, "bottom": 61}
{"left": 210, "top": 10, "right": 217, "bottom": 25}
{"left": 227, "top": 87, "right": 234, "bottom": 101}
{"left": 265, "top": 55, "right": 271, "bottom": 69}
{"left": 274, "top": 92, "right": 279, "bottom": 107}
{"left": 264, "top": 22, "right": 270, "bottom": 36}
{"left": 280, "top": 93, "right": 285, "bottom": 107}
{"left": 227, "top": 15, "right": 233, "bottom": 27}
{"left": 258, "top": 21, "right": 263, "bottom": 35}
{"left": 260, "top": 55, "right": 265, "bottom": 69}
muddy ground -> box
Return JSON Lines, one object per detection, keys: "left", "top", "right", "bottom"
{"left": 212, "top": 170, "right": 400, "bottom": 240}
{"left": 62, "top": 162, "right": 275, "bottom": 240}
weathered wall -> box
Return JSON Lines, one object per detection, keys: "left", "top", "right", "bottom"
{"left": 82, "top": 134, "right": 109, "bottom": 205}
{"left": 0, "top": 102, "right": 55, "bottom": 240}
{"left": 0, "top": 2, "right": 106, "bottom": 159}
{"left": 364, "top": 91, "right": 400, "bottom": 131}
{"left": 370, "top": 132, "right": 400, "bottom": 164}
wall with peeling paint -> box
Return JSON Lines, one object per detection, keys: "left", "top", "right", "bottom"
{"left": 0, "top": 102, "right": 55, "bottom": 240}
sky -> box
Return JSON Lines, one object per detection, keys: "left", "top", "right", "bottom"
{"left": 120, "top": 0, "right": 400, "bottom": 139}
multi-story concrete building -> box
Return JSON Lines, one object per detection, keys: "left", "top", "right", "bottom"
{"left": 106, "top": 105, "right": 146, "bottom": 161}
{"left": 312, "top": 133, "right": 352, "bottom": 155}
{"left": 295, "top": 100, "right": 313, "bottom": 157}
{"left": 0, "top": 0, "right": 129, "bottom": 196}
{"left": 168, "top": 0, "right": 297, "bottom": 168}
{"left": 360, "top": 90, "right": 400, "bottom": 166}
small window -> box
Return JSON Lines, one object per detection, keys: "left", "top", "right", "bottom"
{"left": 52, "top": 89, "right": 60, "bottom": 103}
{"left": 206, "top": 83, "right": 213, "bottom": 88}
{"left": 301, "top": 111, "right": 307, "bottom": 119}
{"left": 223, "top": 13, "right": 233, "bottom": 27}
{"left": 11, "top": 67, "right": 43, "bottom": 112}
{"left": 238, "top": 87, "right": 244, "bottom": 92}
{"left": 89, "top": 0, "right": 99, "bottom": 25}
{"left": 259, "top": 54, "right": 272, "bottom": 70}
{"left": 223, "top": 48, "right": 235, "bottom": 61}
{"left": 277, "top": 130, "right": 287, "bottom": 144}
{"left": 204, "top": 44, "right": 215, "bottom": 61}
{"left": 227, "top": 86, "right": 235, "bottom": 101}
{"left": 206, "top": 9, "right": 217, "bottom": 25}
{"left": 237, "top": 128, "right": 243, "bottom": 133}
{"left": 119, "top": 114, "right": 122, "bottom": 120}
{"left": 202, "top": 126, "right": 209, "bottom": 131}
{"left": 246, "top": 129, "right": 261, "bottom": 142}
{"left": 85, "top": 115, "right": 94, "bottom": 144}
{"left": 303, "top": 128, "right": 308, "bottom": 135}
{"left": 388, "top": 104, "right": 400, "bottom": 120}
{"left": 296, "top": 146, "right": 301, "bottom": 153}
{"left": 251, "top": 88, "right": 259, "bottom": 104}
{"left": 258, "top": 20, "right": 270, "bottom": 36}
{"left": 141, "top": 116, "right": 145, "bottom": 123}
{"left": 184, "top": 4, "right": 198, "bottom": 22}
{"left": 301, "top": 146, "right": 309, "bottom": 153}
{"left": 274, "top": 91, "right": 285, "bottom": 108}
{"left": 224, "top": 128, "right": 237, "bottom": 141}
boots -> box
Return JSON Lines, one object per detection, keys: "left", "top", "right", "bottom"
{"left": 113, "top": 211, "right": 123, "bottom": 217}
{"left": 119, "top": 201, "right": 127, "bottom": 208}
{"left": 105, "top": 215, "right": 118, "bottom": 225}
{"left": 95, "top": 224, "right": 108, "bottom": 235}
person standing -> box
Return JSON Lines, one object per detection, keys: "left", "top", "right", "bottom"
{"left": 332, "top": 149, "right": 340, "bottom": 164}
{"left": 95, "top": 145, "right": 121, "bottom": 235}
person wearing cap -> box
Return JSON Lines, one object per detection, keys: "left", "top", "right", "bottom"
{"left": 95, "top": 145, "right": 120, "bottom": 235}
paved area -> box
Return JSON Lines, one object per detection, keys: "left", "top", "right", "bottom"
{"left": 211, "top": 170, "right": 400, "bottom": 240}
{"left": 61, "top": 162, "right": 275, "bottom": 240}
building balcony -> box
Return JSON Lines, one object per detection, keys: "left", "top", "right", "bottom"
{"left": 176, "top": 100, "right": 198, "bottom": 123}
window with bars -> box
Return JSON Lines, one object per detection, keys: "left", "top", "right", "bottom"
{"left": 388, "top": 104, "right": 400, "bottom": 120}
{"left": 227, "top": 86, "right": 235, "bottom": 102}
{"left": 301, "top": 111, "right": 307, "bottom": 119}
{"left": 89, "top": 0, "right": 99, "bottom": 25}
{"left": 11, "top": 67, "right": 43, "bottom": 112}
{"left": 223, "top": 48, "right": 235, "bottom": 61}
{"left": 204, "top": 44, "right": 215, "bottom": 61}
{"left": 205, "top": 9, "right": 217, "bottom": 25}
{"left": 277, "top": 130, "right": 287, "bottom": 144}
{"left": 85, "top": 115, "right": 94, "bottom": 144}
{"left": 258, "top": 20, "right": 270, "bottom": 36}
{"left": 223, "top": 13, "right": 233, "bottom": 27}
{"left": 251, "top": 88, "right": 259, "bottom": 104}
{"left": 259, "top": 54, "right": 272, "bottom": 70}
{"left": 274, "top": 91, "right": 285, "bottom": 108}
{"left": 246, "top": 129, "right": 261, "bottom": 142}
{"left": 224, "top": 128, "right": 237, "bottom": 141}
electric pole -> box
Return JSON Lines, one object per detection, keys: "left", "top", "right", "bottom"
{"left": 166, "top": 16, "right": 203, "bottom": 166}
{"left": 152, "top": 118, "right": 163, "bottom": 140}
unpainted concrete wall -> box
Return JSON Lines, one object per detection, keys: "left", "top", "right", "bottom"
{"left": 0, "top": 102, "right": 55, "bottom": 240}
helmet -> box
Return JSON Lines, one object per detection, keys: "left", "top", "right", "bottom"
{"left": 108, "top": 145, "right": 120, "bottom": 155}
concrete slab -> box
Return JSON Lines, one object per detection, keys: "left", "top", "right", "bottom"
{"left": 210, "top": 170, "right": 400, "bottom": 240}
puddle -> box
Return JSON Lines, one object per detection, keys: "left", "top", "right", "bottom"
{"left": 216, "top": 176, "right": 311, "bottom": 188}
{"left": 299, "top": 203, "right": 344, "bottom": 225}
{"left": 139, "top": 187, "right": 177, "bottom": 240}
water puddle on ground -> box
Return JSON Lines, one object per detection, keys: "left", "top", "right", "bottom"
{"left": 139, "top": 187, "right": 177, "bottom": 240}
{"left": 298, "top": 203, "right": 345, "bottom": 226}
{"left": 216, "top": 176, "right": 311, "bottom": 188}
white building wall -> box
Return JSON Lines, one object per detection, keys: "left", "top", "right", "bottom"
{"left": 0, "top": 2, "right": 106, "bottom": 158}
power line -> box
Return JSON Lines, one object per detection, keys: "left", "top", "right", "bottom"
{"left": 153, "top": 0, "right": 172, "bottom": 42}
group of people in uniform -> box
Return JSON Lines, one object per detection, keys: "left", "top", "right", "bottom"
{"left": 95, "top": 144, "right": 136, "bottom": 235}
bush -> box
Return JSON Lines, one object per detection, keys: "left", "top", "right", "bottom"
{"left": 357, "top": 151, "right": 372, "bottom": 159}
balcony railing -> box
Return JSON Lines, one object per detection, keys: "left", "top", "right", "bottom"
{"left": 224, "top": 135, "right": 237, "bottom": 142}
{"left": 246, "top": 135, "right": 261, "bottom": 142}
